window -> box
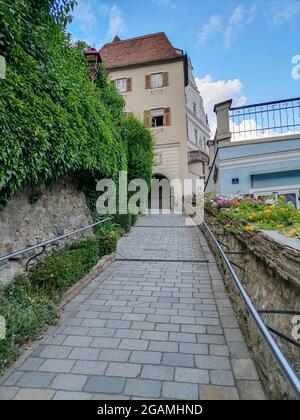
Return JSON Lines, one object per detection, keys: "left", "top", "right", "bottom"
{"left": 151, "top": 108, "right": 164, "bottom": 127}
{"left": 194, "top": 128, "right": 198, "bottom": 144}
{"left": 150, "top": 73, "right": 163, "bottom": 89}
{"left": 193, "top": 102, "right": 197, "bottom": 115}
{"left": 115, "top": 78, "right": 127, "bottom": 93}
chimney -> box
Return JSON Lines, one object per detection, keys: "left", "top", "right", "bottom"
{"left": 113, "top": 35, "right": 121, "bottom": 43}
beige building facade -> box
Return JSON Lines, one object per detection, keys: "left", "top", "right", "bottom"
{"left": 99, "top": 33, "right": 210, "bottom": 207}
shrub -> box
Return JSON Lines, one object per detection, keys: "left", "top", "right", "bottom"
{"left": 113, "top": 214, "right": 132, "bottom": 233}
{"left": 96, "top": 222, "right": 124, "bottom": 256}
{"left": 29, "top": 236, "right": 100, "bottom": 295}
{"left": 0, "top": 276, "right": 56, "bottom": 371}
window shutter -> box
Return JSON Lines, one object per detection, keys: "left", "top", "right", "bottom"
{"left": 144, "top": 110, "right": 150, "bottom": 127}
{"left": 145, "top": 75, "right": 151, "bottom": 89}
{"left": 127, "top": 78, "right": 132, "bottom": 92}
{"left": 164, "top": 108, "right": 171, "bottom": 126}
{"left": 163, "top": 72, "right": 169, "bottom": 87}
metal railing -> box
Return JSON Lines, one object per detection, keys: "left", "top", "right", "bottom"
{"left": 229, "top": 97, "right": 300, "bottom": 139}
{"left": 0, "top": 217, "right": 112, "bottom": 264}
{"left": 199, "top": 214, "right": 300, "bottom": 399}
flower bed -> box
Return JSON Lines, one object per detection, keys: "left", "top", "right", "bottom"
{"left": 206, "top": 194, "right": 300, "bottom": 238}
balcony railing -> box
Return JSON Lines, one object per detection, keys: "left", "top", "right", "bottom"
{"left": 229, "top": 97, "right": 300, "bottom": 140}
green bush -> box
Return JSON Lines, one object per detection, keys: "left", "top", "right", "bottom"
{"left": 113, "top": 214, "right": 132, "bottom": 232}
{"left": 0, "top": 276, "right": 57, "bottom": 371}
{"left": 29, "top": 236, "right": 99, "bottom": 295}
{"left": 96, "top": 222, "right": 124, "bottom": 256}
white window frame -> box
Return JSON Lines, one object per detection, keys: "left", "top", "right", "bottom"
{"left": 115, "top": 78, "right": 127, "bottom": 93}
{"left": 251, "top": 185, "right": 300, "bottom": 209}
{"left": 150, "top": 72, "right": 163, "bottom": 89}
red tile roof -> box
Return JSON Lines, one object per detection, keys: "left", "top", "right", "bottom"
{"left": 100, "top": 32, "right": 184, "bottom": 69}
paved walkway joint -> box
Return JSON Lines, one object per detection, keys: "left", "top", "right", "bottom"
{"left": 0, "top": 214, "right": 266, "bottom": 400}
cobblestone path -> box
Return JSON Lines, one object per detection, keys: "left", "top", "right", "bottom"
{"left": 0, "top": 214, "right": 266, "bottom": 400}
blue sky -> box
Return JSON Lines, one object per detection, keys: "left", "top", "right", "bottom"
{"left": 68, "top": 0, "right": 300, "bottom": 125}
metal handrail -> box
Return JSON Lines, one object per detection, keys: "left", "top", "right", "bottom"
{"left": 0, "top": 217, "right": 112, "bottom": 264}
{"left": 199, "top": 215, "right": 300, "bottom": 399}
{"left": 230, "top": 97, "right": 300, "bottom": 111}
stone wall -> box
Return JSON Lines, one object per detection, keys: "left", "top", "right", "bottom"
{"left": 202, "top": 210, "right": 300, "bottom": 400}
{"left": 0, "top": 179, "right": 93, "bottom": 287}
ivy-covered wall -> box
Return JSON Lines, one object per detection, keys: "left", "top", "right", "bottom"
{"left": 0, "top": 0, "right": 153, "bottom": 202}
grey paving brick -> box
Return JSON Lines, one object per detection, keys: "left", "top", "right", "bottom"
{"left": 39, "top": 346, "right": 72, "bottom": 359}
{"left": 232, "top": 359, "right": 259, "bottom": 380}
{"left": 14, "top": 388, "right": 55, "bottom": 400}
{"left": 149, "top": 341, "right": 178, "bottom": 353}
{"left": 19, "top": 357, "right": 44, "bottom": 371}
{"left": 175, "top": 367, "right": 209, "bottom": 384}
{"left": 169, "top": 332, "right": 196, "bottom": 343}
{"left": 72, "top": 361, "right": 107, "bottom": 375}
{"left": 179, "top": 343, "right": 208, "bottom": 354}
{"left": 84, "top": 376, "right": 125, "bottom": 394}
{"left": 162, "top": 353, "right": 194, "bottom": 367}
{"left": 17, "top": 372, "right": 54, "bottom": 388}
{"left": 141, "top": 365, "right": 174, "bottom": 381}
{"left": 68, "top": 348, "right": 100, "bottom": 361}
{"left": 114, "top": 329, "right": 141, "bottom": 339}
{"left": 119, "top": 339, "right": 148, "bottom": 351}
{"left": 124, "top": 379, "right": 162, "bottom": 398}
{"left": 141, "top": 331, "right": 168, "bottom": 341}
{"left": 209, "top": 345, "right": 229, "bottom": 356}
{"left": 210, "top": 370, "right": 235, "bottom": 386}
{"left": 81, "top": 319, "right": 107, "bottom": 327}
{"left": 39, "top": 359, "right": 75, "bottom": 373}
{"left": 63, "top": 327, "right": 90, "bottom": 336}
{"left": 131, "top": 321, "right": 155, "bottom": 330}
{"left": 51, "top": 374, "right": 88, "bottom": 391}
{"left": 129, "top": 351, "right": 162, "bottom": 365}
{"left": 53, "top": 391, "right": 92, "bottom": 400}
{"left": 99, "top": 349, "right": 130, "bottom": 362}
{"left": 63, "top": 336, "right": 93, "bottom": 348}
{"left": 106, "top": 362, "right": 141, "bottom": 377}
{"left": 199, "top": 385, "right": 239, "bottom": 400}
{"left": 195, "top": 355, "right": 231, "bottom": 370}
{"left": 155, "top": 323, "right": 180, "bottom": 332}
{"left": 237, "top": 380, "right": 266, "bottom": 400}
{"left": 224, "top": 328, "right": 244, "bottom": 342}
{"left": 88, "top": 328, "right": 116, "bottom": 337}
{"left": 91, "top": 337, "right": 121, "bottom": 349}
{"left": 162, "top": 382, "right": 198, "bottom": 400}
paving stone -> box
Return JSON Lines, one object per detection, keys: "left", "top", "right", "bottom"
{"left": 162, "top": 353, "right": 194, "bottom": 367}
{"left": 199, "top": 385, "right": 239, "bottom": 400}
{"left": 224, "top": 328, "right": 244, "bottom": 342}
{"left": 227, "top": 341, "right": 250, "bottom": 359}
{"left": 3, "top": 371, "right": 24, "bottom": 386}
{"left": 169, "top": 332, "right": 196, "bottom": 343}
{"left": 53, "top": 391, "right": 92, "bottom": 400}
{"left": 72, "top": 361, "right": 107, "bottom": 375}
{"left": 141, "top": 331, "right": 168, "bottom": 341}
{"left": 17, "top": 372, "right": 54, "bottom": 388}
{"left": 181, "top": 325, "right": 206, "bottom": 334}
{"left": 119, "top": 339, "right": 148, "bottom": 351}
{"left": 124, "top": 379, "right": 162, "bottom": 398}
{"left": 63, "top": 327, "right": 90, "bottom": 336}
{"left": 0, "top": 386, "right": 19, "bottom": 400}
{"left": 63, "top": 336, "right": 93, "bottom": 348}
{"left": 209, "top": 345, "right": 229, "bottom": 356}
{"left": 99, "top": 349, "right": 130, "bottom": 362}
{"left": 129, "top": 351, "right": 162, "bottom": 365}
{"left": 195, "top": 355, "right": 231, "bottom": 370}
{"left": 84, "top": 376, "right": 125, "bottom": 394}
{"left": 237, "top": 380, "right": 266, "bottom": 400}
{"left": 88, "top": 328, "right": 116, "bottom": 337}
{"left": 210, "top": 370, "right": 235, "bottom": 386}
{"left": 162, "top": 382, "right": 198, "bottom": 400}
{"left": 39, "top": 346, "right": 72, "bottom": 359}
{"left": 114, "top": 329, "right": 141, "bottom": 339}
{"left": 91, "top": 393, "right": 130, "bottom": 400}
{"left": 19, "top": 357, "right": 44, "bottom": 371}
{"left": 175, "top": 367, "right": 209, "bottom": 384}
{"left": 155, "top": 323, "right": 180, "bottom": 332}
{"left": 179, "top": 343, "right": 208, "bottom": 354}
{"left": 91, "top": 337, "right": 121, "bottom": 349}
{"left": 81, "top": 319, "right": 107, "bottom": 327}
{"left": 39, "top": 359, "right": 75, "bottom": 373}
{"left": 141, "top": 365, "right": 174, "bottom": 381}
{"left": 131, "top": 321, "right": 155, "bottom": 330}
{"left": 51, "top": 374, "right": 88, "bottom": 391}
{"left": 232, "top": 359, "right": 259, "bottom": 380}
{"left": 42, "top": 335, "right": 66, "bottom": 345}
{"left": 13, "top": 388, "right": 55, "bottom": 400}
{"left": 106, "top": 363, "right": 141, "bottom": 378}
{"left": 149, "top": 341, "right": 178, "bottom": 353}
{"left": 68, "top": 348, "right": 100, "bottom": 361}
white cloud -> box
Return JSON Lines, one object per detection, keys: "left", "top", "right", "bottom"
{"left": 107, "top": 5, "right": 127, "bottom": 40}
{"left": 270, "top": 1, "right": 300, "bottom": 26}
{"left": 224, "top": 4, "right": 256, "bottom": 49}
{"left": 71, "top": 1, "right": 98, "bottom": 45}
{"left": 196, "top": 75, "right": 247, "bottom": 135}
{"left": 198, "top": 15, "right": 222, "bottom": 46}
{"left": 155, "top": 0, "right": 176, "bottom": 8}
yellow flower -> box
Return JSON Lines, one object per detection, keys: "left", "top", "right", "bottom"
{"left": 279, "top": 195, "right": 286, "bottom": 201}
{"left": 277, "top": 224, "right": 284, "bottom": 229}
{"left": 248, "top": 212, "right": 257, "bottom": 220}
{"left": 264, "top": 209, "right": 272, "bottom": 216}
{"left": 282, "top": 208, "right": 289, "bottom": 213}
{"left": 244, "top": 225, "right": 255, "bottom": 232}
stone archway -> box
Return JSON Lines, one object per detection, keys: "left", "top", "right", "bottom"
{"left": 148, "top": 174, "right": 172, "bottom": 212}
